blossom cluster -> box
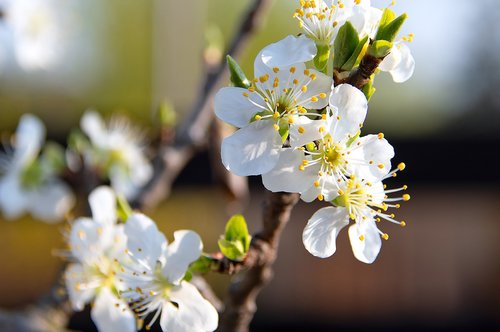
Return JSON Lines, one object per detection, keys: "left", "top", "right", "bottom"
{"left": 215, "top": 0, "right": 414, "bottom": 263}
{"left": 64, "top": 186, "right": 218, "bottom": 332}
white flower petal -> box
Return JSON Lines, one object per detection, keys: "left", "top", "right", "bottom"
{"left": 89, "top": 186, "right": 116, "bottom": 226}
{"left": 160, "top": 281, "right": 218, "bottom": 332}
{"left": 255, "top": 35, "right": 316, "bottom": 77}
{"left": 0, "top": 172, "right": 28, "bottom": 220}
{"left": 28, "top": 180, "right": 74, "bottom": 223}
{"left": 380, "top": 43, "right": 415, "bottom": 83}
{"left": 348, "top": 220, "right": 382, "bottom": 264}
{"left": 221, "top": 120, "right": 282, "bottom": 176}
{"left": 303, "top": 206, "right": 349, "bottom": 258}
{"left": 297, "top": 69, "right": 332, "bottom": 110}
{"left": 69, "top": 217, "right": 114, "bottom": 264}
{"left": 329, "top": 84, "right": 367, "bottom": 141}
{"left": 214, "top": 87, "right": 264, "bottom": 128}
{"left": 289, "top": 116, "right": 326, "bottom": 148}
{"left": 350, "top": 135, "right": 394, "bottom": 180}
{"left": 80, "top": 110, "right": 107, "bottom": 146}
{"left": 124, "top": 213, "right": 168, "bottom": 270}
{"left": 262, "top": 148, "right": 316, "bottom": 194}
{"left": 13, "top": 113, "right": 45, "bottom": 166}
{"left": 162, "top": 230, "right": 202, "bottom": 285}
{"left": 64, "top": 263, "right": 95, "bottom": 311}
{"left": 91, "top": 287, "right": 136, "bottom": 332}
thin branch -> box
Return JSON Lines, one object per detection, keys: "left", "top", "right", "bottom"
{"left": 133, "top": 0, "right": 272, "bottom": 209}
{"left": 336, "top": 43, "right": 385, "bottom": 89}
{"left": 219, "top": 192, "right": 300, "bottom": 332}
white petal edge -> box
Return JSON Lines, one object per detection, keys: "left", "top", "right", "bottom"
{"left": 214, "top": 87, "right": 264, "bottom": 128}
{"left": 329, "top": 84, "right": 368, "bottom": 141}
{"left": 89, "top": 186, "right": 116, "bottom": 226}
{"left": 162, "top": 230, "right": 202, "bottom": 285}
{"left": 91, "top": 287, "right": 136, "bottom": 332}
{"left": 348, "top": 220, "right": 382, "bottom": 264}
{"left": 303, "top": 206, "right": 349, "bottom": 258}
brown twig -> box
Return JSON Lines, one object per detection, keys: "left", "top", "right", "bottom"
{"left": 219, "top": 191, "right": 300, "bottom": 332}
{"left": 336, "top": 44, "right": 385, "bottom": 89}
{"left": 133, "top": 0, "right": 272, "bottom": 210}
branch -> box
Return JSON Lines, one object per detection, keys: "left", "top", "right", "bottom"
{"left": 219, "top": 192, "right": 300, "bottom": 332}
{"left": 133, "top": 0, "right": 272, "bottom": 209}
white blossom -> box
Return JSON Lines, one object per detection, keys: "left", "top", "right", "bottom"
{"left": 80, "top": 110, "right": 153, "bottom": 200}
{"left": 120, "top": 214, "right": 218, "bottom": 332}
{"left": 215, "top": 35, "right": 333, "bottom": 176}
{"left": 302, "top": 163, "right": 409, "bottom": 263}
{"left": 64, "top": 186, "right": 135, "bottom": 332}
{"left": 262, "top": 84, "right": 394, "bottom": 202}
{"left": 0, "top": 114, "right": 74, "bottom": 222}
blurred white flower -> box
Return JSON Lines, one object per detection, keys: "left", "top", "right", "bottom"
{"left": 80, "top": 110, "right": 153, "bottom": 200}
{"left": 64, "top": 186, "right": 136, "bottom": 332}
{"left": 2, "top": 0, "right": 65, "bottom": 70}
{"left": 0, "top": 114, "right": 74, "bottom": 222}
{"left": 302, "top": 163, "right": 409, "bottom": 263}
{"left": 121, "top": 214, "right": 218, "bottom": 332}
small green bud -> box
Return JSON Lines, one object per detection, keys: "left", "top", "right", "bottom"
{"left": 116, "top": 194, "right": 133, "bottom": 223}
{"left": 158, "top": 100, "right": 177, "bottom": 128}
{"left": 362, "top": 76, "right": 376, "bottom": 101}
{"left": 218, "top": 214, "right": 251, "bottom": 261}
{"left": 333, "top": 21, "right": 359, "bottom": 70}
{"left": 227, "top": 55, "right": 251, "bottom": 89}
{"left": 67, "top": 129, "right": 89, "bottom": 153}
{"left": 341, "top": 35, "right": 369, "bottom": 71}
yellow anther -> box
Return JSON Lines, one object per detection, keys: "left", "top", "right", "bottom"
{"left": 288, "top": 117, "right": 294, "bottom": 124}
{"left": 378, "top": 133, "right": 384, "bottom": 139}
{"left": 317, "top": 194, "right": 324, "bottom": 201}
{"left": 398, "top": 162, "right": 406, "bottom": 171}
{"left": 273, "top": 124, "right": 280, "bottom": 131}
{"left": 248, "top": 86, "right": 255, "bottom": 93}
{"left": 290, "top": 66, "right": 296, "bottom": 73}
{"left": 333, "top": 21, "right": 338, "bottom": 27}
{"left": 254, "top": 115, "right": 262, "bottom": 121}
{"left": 377, "top": 164, "right": 385, "bottom": 169}
{"left": 301, "top": 85, "right": 308, "bottom": 92}
{"left": 273, "top": 67, "right": 280, "bottom": 73}
{"left": 319, "top": 93, "right": 327, "bottom": 99}
{"left": 402, "top": 194, "right": 411, "bottom": 201}
{"left": 293, "top": 79, "right": 299, "bottom": 85}
{"left": 78, "top": 230, "right": 86, "bottom": 240}
{"left": 382, "top": 233, "right": 389, "bottom": 240}
{"left": 337, "top": 189, "right": 344, "bottom": 195}
{"left": 242, "top": 92, "right": 249, "bottom": 97}
{"left": 403, "top": 185, "right": 408, "bottom": 190}
{"left": 273, "top": 111, "right": 280, "bottom": 119}
{"left": 298, "top": 126, "right": 305, "bottom": 134}
{"left": 359, "top": 235, "right": 365, "bottom": 241}
{"left": 310, "top": 74, "right": 317, "bottom": 80}
{"left": 314, "top": 181, "right": 320, "bottom": 187}
{"left": 395, "top": 204, "right": 401, "bottom": 209}
{"left": 400, "top": 221, "right": 406, "bottom": 227}
{"left": 299, "top": 165, "right": 305, "bottom": 171}
{"left": 259, "top": 75, "right": 269, "bottom": 83}
{"left": 321, "top": 114, "right": 327, "bottom": 120}
{"left": 319, "top": 126, "right": 325, "bottom": 133}
{"left": 302, "top": 160, "right": 309, "bottom": 165}
{"left": 311, "top": 96, "right": 319, "bottom": 102}
{"left": 304, "top": 69, "right": 310, "bottom": 76}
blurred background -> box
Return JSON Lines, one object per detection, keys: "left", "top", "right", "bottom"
{"left": 1, "top": 0, "right": 499, "bottom": 331}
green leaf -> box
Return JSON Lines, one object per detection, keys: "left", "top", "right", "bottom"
{"left": 278, "top": 118, "right": 289, "bottom": 143}
{"left": 368, "top": 40, "right": 393, "bottom": 58}
{"left": 67, "top": 129, "right": 89, "bottom": 153}
{"left": 218, "top": 214, "right": 251, "bottom": 261}
{"left": 189, "top": 255, "right": 213, "bottom": 274}
{"left": 227, "top": 55, "right": 251, "bottom": 89}
{"left": 375, "top": 8, "right": 407, "bottom": 42}
{"left": 362, "top": 75, "right": 376, "bottom": 101}
{"left": 333, "top": 21, "right": 359, "bottom": 70}
{"left": 313, "top": 42, "right": 330, "bottom": 73}
{"left": 341, "top": 35, "right": 369, "bottom": 71}
{"left": 41, "top": 142, "right": 66, "bottom": 172}
{"left": 116, "top": 194, "right": 133, "bottom": 223}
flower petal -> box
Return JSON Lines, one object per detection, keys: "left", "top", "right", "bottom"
{"left": 13, "top": 113, "right": 45, "bottom": 166}
{"left": 28, "top": 180, "right": 74, "bottom": 223}
{"left": 124, "top": 213, "right": 168, "bottom": 270}
{"left": 262, "top": 148, "right": 316, "bottom": 194}
{"left": 255, "top": 34, "right": 316, "bottom": 77}
{"left": 348, "top": 220, "right": 382, "bottom": 264}
{"left": 89, "top": 186, "right": 116, "bottom": 226}
{"left": 80, "top": 110, "right": 107, "bottom": 146}
{"left": 296, "top": 69, "right": 332, "bottom": 110}
{"left": 221, "top": 120, "right": 282, "bottom": 176}
{"left": 0, "top": 172, "right": 28, "bottom": 220}
{"left": 329, "top": 84, "right": 367, "bottom": 141}
{"left": 214, "top": 87, "right": 264, "bottom": 128}
{"left": 289, "top": 116, "right": 326, "bottom": 148}
{"left": 64, "top": 263, "right": 95, "bottom": 311}
{"left": 160, "top": 281, "right": 218, "bottom": 332}
{"left": 91, "top": 287, "right": 136, "bottom": 332}
{"left": 379, "top": 42, "right": 415, "bottom": 83}
{"left": 350, "top": 135, "right": 394, "bottom": 180}
{"left": 162, "top": 230, "right": 202, "bottom": 285}
{"left": 303, "top": 206, "right": 349, "bottom": 258}
{"left": 69, "top": 217, "right": 114, "bottom": 264}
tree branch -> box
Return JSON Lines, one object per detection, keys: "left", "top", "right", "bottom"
{"left": 219, "top": 191, "right": 300, "bottom": 332}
